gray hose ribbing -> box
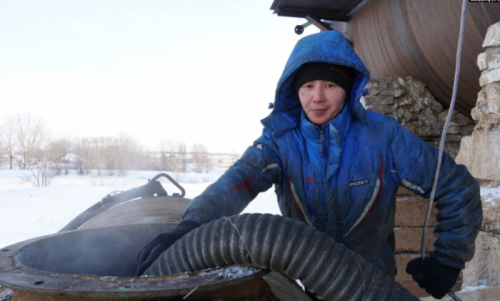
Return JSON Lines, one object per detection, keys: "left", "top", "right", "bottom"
{"left": 146, "top": 214, "right": 418, "bottom": 301}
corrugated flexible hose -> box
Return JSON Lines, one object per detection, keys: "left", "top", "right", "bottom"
{"left": 145, "top": 213, "right": 418, "bottom": 301}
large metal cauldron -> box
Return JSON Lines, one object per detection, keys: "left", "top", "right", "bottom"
{"left": 0, "top": 195, "right": 305, "bottom": 300}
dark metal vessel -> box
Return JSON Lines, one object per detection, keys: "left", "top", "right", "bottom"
{"left": 0, "top": 180, "right": 307, "bottom": 300}
{"left": 0, "top": 217, "right": 276, "bottom": 301}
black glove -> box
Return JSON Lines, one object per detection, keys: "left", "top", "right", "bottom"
{"left": 135, "top": 220, "right": 200, "bottom": 276}
{"left": 405, "top": 257, "right": 461, "bottom": 299}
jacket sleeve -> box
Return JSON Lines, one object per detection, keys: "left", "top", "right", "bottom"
{"left": 389, "top": 124, "right": 483, "bottom": 270}
{"left": 181, "top": 129, "right": 283, "bottom": 224}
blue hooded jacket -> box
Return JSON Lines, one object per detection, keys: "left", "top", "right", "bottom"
{"left": 182, "top": 30, "right": 482, "bottom": 273}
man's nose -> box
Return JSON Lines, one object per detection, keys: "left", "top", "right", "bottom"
{"left": 312, "top": 87, "right": 325, "bottom": 102}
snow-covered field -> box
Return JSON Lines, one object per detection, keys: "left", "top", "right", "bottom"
{"left": 1, "top": 168, "right": 499, "bottom": 250}
{"left": 0, "top": 168, "right": 280, "bottom": 249}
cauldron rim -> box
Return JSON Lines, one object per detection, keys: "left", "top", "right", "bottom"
{"left": 0, "top": 223, "right": 266, "bottom": 299}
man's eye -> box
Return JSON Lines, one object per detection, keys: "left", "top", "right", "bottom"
{"left": 326, "top": 83, "right": 336, "bottom": 88}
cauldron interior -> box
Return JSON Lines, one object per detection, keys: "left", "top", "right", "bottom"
{"left": 15, "top": 223, "right": 174, "bottom": 277}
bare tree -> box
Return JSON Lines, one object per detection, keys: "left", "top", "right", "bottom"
{"left": 177, "top": 141, "right": 188, "bottom": 173}
{"left": 158, "top": 139, "right": 172, "bottom": 171}
{"left": 191, "top": 143, "right": 213, "bottom": 173}
{"left": 89, "top": 137, "right": 106, "bottom": 176}
{"left": 74, "top": 135, "right": 153, "bottom": 177}
{"left": 22, "top": 144, "right": 64, "bottom": 187}
{"left": 109, "top": 134, "right": 147, "bottom": 175}
{"left": 0, "top": 121, "right": 17, "bottom": 170}
{"left": 0, "top": 112, "right": 174, "bottom": 176}
{"left": 48, "top": 138, "right": 72, "bottom": 175}
{"left": 158, "top": 139, "right": 181, "bottom": 172}
{"left": 74, "top": 137, "right": 106, "bottom": 177}
{"left": 23, "top": 161, "right": 54, "bottom": 187}
{"left": 9, "top": 113, "right": 50, "bottom": 170}
{"left": 74, "top": 138, "right": 91, "bottom": 175}
{"left": 0, "top": 125, "right": 3, "bottom": 169}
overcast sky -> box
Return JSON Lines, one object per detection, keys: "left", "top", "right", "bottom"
{"left": 0, "top": 1, "right": 319, "bottom": 154}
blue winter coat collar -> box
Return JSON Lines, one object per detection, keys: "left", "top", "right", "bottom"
{"left": 262, "top": 30, "right": 370, "bottom": 137}
{"left": 299, "top": 103, "right": 353, "bottom": 147}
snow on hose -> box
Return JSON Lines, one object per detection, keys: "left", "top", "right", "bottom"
{"left": 145, "top": 213, "right": 418, "bottom": 301}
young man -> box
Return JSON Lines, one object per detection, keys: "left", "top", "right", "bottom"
{"left": 137, "top": 30, "right": 482, "bottom": 299}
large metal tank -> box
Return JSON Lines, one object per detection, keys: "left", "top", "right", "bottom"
{"left": 347, "top": 0, "right": 500, "bottom": 115}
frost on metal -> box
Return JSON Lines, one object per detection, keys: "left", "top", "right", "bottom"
{"left": 215, "top": 265, "right": 261, "bottom": 279}
{"left": 141, "top": 265, "right": 261, "bottom": 279}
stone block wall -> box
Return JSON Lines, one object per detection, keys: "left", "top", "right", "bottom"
{"left": 452, "top": 22, "right": 500, "bottom": 301}
{"left": 421, "top": 22, "right": 500, "bottom": 301}
{"left": 456, "top": 21, "right": 500, "bottom": 181}
{"left": 393, "top": 188, "right": 462, "bottom": 298}
{"left": 362, "top": 76, "right": 474, "bottom": 159}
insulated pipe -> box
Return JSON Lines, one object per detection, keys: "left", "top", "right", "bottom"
{"left": 146, "top": 213, "right": 418, "bottom": 301}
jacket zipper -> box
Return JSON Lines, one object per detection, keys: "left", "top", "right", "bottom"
{"left": 319, "top": 127, "right": 329, "bottom": 233}
{"left": 320, "top": 129, "right": 324, "bottom": 154}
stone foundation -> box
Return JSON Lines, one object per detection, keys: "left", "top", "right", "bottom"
{"left": 456, "top": 131, "right": 500, "bottom": 180}
{"left": 456, "top": 21, "right": 500, "bottom": 181}
{"left": 393, "top": 188, "right": 462, "bottom": 298}
{"left": 362, "top": 76, "right": 474, "bottom": 159}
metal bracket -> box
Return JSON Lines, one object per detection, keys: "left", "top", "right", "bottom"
{"left": 305, "top": 15, "right": 333, "bottom": 32}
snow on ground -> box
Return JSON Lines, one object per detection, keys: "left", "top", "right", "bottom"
{"left": 481, "top": 184, "right": 500, "bottom": 206}
{"left": 1, "top": 168, "right": 498, "bottom": 250}
{"left": 0, "top": 168, "right": 280, "bottom": 249}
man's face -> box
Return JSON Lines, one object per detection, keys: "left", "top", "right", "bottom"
{"left": 298, "top": 80, "right": 347, "bottom": 125}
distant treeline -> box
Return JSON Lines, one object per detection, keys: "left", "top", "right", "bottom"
{"left": 0, "top": 113, "right": 240, "bottom": 178}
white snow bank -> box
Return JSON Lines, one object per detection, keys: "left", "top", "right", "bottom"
{"left": 0, "top": 169, "right": 280, "bottom": 249}
{"left": 2, "top": 169, "right": 500, "bottom": 250}
{"left": 481, "top": 184, "right": 500, "bottom": 206}
{"left": 460, "top": 284, "right": 488, "bottom": 292}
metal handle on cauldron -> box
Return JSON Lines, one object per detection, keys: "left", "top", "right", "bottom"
{"left": 150, "top": 173, "right": 185, "bottom": 198}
